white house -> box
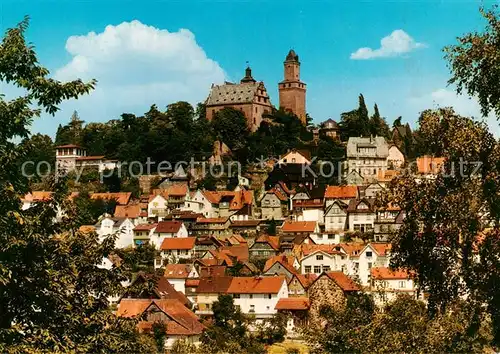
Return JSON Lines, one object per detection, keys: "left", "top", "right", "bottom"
{"left": 300, "top": 249, "right": 346, "bottom": 275}
{"left": 159, "top": 237, "right": 196, "bottom": 265}
{"left": 148, "top": 194, "right": 169, "bottom": 219}
{"left": 324, "top": 200, "right": 348, "bottom": 232}
{"left": 182, "top": 190, "right": 214, "bottom": 217}
{"left": 387, "top": 145, "right": 405, "bottom": 169}
{"left": 132, "top": 223, "right": 157, "bottom": 247}
{"left": 370, "top": 267, "right": 418, "bottom": 305}
{"left": 228, "top": 276, "right": 288, "bottom": 321}
{"left": 347, "top": 198, "right": 376, "bottom": 233}
{"left": 345, "top": 136, "right": 389, "bottom": 182}
{"left": 150, "top": 221, "right": 188, "bottom": 249}
{"left": 278, "top": 150, "right": 311, "bottom": 165}
{"left": 95, "top": 215, "right": 135, "bottom": 248}
{"left": 163, "top": 264, "right": 199, "bottom": 294}
{"left": 357, "top": 243, "right": 391, "bottom": 286}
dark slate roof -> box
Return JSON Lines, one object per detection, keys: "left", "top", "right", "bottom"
{"left": 206, "top": 82, "right": 260, "bottom": 106}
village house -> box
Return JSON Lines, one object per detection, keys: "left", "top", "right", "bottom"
{"left": 196, "top": 276, "right": 288, "bottom": 322}
{"left": 376, "top": 169, "right": 400, "bottom": 187}
{"left": 387, "top": 144, "right": 405, "bottom": 168}
{"left": 263, "top": 255, "right": 299, "bottom": 280}
{"left": 320, "top": 118, "right": 340, "bottom": 139}
{"left": 230, "top": 219, "right": 261, "bottom": 235}
{"left": 278, "top": 149, "right": 312, "bottom": 165}
{"left": 346, "top": 198, "right": 376, "bottom": 233}
{"left": 146, "top": 220, "right": 188, "bottom": 250}
{"left": 158, "top": 237, "right": 196, "bottom": 266}
{"left": 116, "top": 298, "right": 204, "bottom": 350}
{"left": 163, "top": 264, "right": 199, "bottom": 295}
{"left": 148, "top": 192, "right": 169, "bottom": 219}
{"left": 299, "top": 246, "right": 347, "bottom": 275}
{"left": 114, "top": 203, "right": 143, "bottom": 223}
{"left": 191, "top": 217, "right": 231, "bottom": 237}
{"left": 21, "top": 191, "right": 53, "bottom": 210}
{"left": 202, "top": 189, "right": 254, "bottom": 220}
{"left": 287, "top": 273, "right": 317, "bottom": 297}
{"left": 132, "top": 223, "right": 158, "bottom": 247}
{"left": 357, "top": 243, "right": 392, "bottom": 286}
{"left": 324, "top": 185, "right": 358, "bottom": 207}
{"left": 182, "top": 190, "right": 214, "bottom": 217}
{"left": 345, "top": 136, "right": 389, "bottom": 182}
{"left": 120, "top": 273, "right": 190, "bottom": 306}
{"left": 260, "top": 188, "right": 288, "bottom": 220}
{"left": 265, "top": 163, "right": 317, "bottom": 190}
{"left": 249, "top": 234, "right": 280, "bottom": 258}
{"left": 193, "top": 236, "right": 225, "bottom": 258}
{"left": 324, "top": 200, "right": 348, "bottom": 232}
{"left": 370, "top": 267, "right": 418, "bottom": 305}
{"left": 360, "top": 183, "right": 384, "bottom": 198}
{"left": 94, "top": 215, "right": 135, "bottom": 248}
{"left": 275, "top": 297, "right": 310, "bottom": 337}
{"left": 163, "top": 184, "right": 189, "bottom": 210}
{"left": 416, "top": 156, "right": 446, "bottom": 179}
{"left": 55, "top": 144, "right": 118, "bottom": 175}
{"left": 373, "top": 205, "right": 405, "bottom": 242}
{"left": 307, "top": 271, "right": 360, "bottom": 323}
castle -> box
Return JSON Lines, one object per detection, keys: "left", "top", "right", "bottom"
{"left": 205, "top": 50, "right": 307, "bottom": 131}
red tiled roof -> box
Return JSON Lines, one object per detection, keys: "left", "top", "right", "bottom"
{"left": 227, "top": 276, "right": 286, "bottom": 294}
{"left": 202, "top": 190, "right": 253, "bottom": 210}
{"left": 185, "top": 279, "right": 200, "bottom": 287}
{"left": 220, "top": 244, "right": 249, "bottom": 262}
{"left": 416, "top": 156, "right": 446, "bottom": 175}
{"left": 289, "top": 273, "right": 317, "bottom": 289}
{"left": 196, "top": 276, "right": 233, "bottom": 293}
{"left": 368, "top": 243, "right": 391, "bottom": 256}
{"left": 160, "top": 237, "right": 196, "bottom": 250}
{"left": 114, "top": 204, "right": 142, "bottom": 218}
{"left": 324, "top": 185, "right": 358, "bottom": 199}
{"left": 165, "top": 184, "right": 188, "bottom": 197}
{"left": 231, "top": 220, "right": 261, "bottom": 227}
{"left": 324, "top": 271, "right": 360, "bottom": 292}
{"left": 133, "top": 223, "right": 157, "bottom": 231}
{"left": 91, "top": 192, "right": 131, "bottom": 205}
{"left": 337, "top": 243, "right": 365, "bottom": 257}
{"left": 196, "top": 217, "right": 228, "bottom": 224}
{"left": 275, "top": 297, "right": 310, "bottom": 310}
{"left": 264, "top": 255, "right": 298, "bottom": 274}
{"left": 282, "top": 221, "right": 317, "bottom": 233}
{"left": 267, "top": 187, "right": 288, "bottom": 202}
{"left": 253, "top": 234, "right": 280, "bottom": 250}
{"left": 155, "top": 220, "right": 183, "bottom": 234}
{"left": 300, "top": 244, "right": 344, "bottom": 256}
{"left": 199, "top": 265, "right": 227, "bottom": 278}
{"left": 164, "top": 264, "right": 192, "bottom": 279}
{"left": 21, "top": 191, "right": 53, "bottom": 202}
{"left": 76, "top": 155, "right": 105, "bottom": 161}
{"left": 117, "top": 299, "right": 204, "bottom": 335}
{"left": 371, "top": 267, "right": 411, "bottom": 280}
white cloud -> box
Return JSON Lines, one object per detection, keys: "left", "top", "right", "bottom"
{"left": 350, "top": 30, "right": 425, "bottom": 60}
{"left": 409, "top": 88, "right": 499, "bottom": 137}
{"left": 48, "top": 20, "right": 226, "bottom": 131}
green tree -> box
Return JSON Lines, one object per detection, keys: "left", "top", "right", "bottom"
{"left": 339, "top": 94, "right": 371, "bottom": 140}
{"left": 0, "top": 19, "right": 155, "bottom": 352}
{"left": 267, "top": 218, "right": 277, "bottom": 236}
{"left": 384, "top": 108, "right": 499, "bottom": 345}
{"left": 368, "top": 103, "right": 390, "bottom": 138}
{"left": 73, "top": 191, "right": 118, "bottom": 225}
{"left": 211, "top": 107, "right": 250, "bottom": 151}
{"left": 445, "top": 6, "right": 500, "bottom": 118}
{"left": 18, "top": 133, "right": 55, "bottom": 181}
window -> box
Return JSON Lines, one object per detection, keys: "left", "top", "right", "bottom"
{"left": 305, "top": 266, "right": 312, "bottom": 273}
{"left": 233, "top": 294, "right": 240, "bottom": 299}
{"left": 316, "top": 255, "right": 323, "bottom": 260}
{"left": 249, "top": 305, "right": 255, "bottom": 313}
{"left": 328, "top": 234, "right": 335, "bottom": 240}
{"left": 292, "top": 158, "right": 296, "bottom": 163}
{"left": 399, "top": 281, "right": 406, "bottom": 288}
{"left": 323, "top": 266, "right": 330, "bottom": 272}
{"left": 368, "top": 262, "right": 372, "bottom": 269}
{"left": 366, "top": 251, "right": 372, "bottom": 257}
{"left": 249, "top": 294, "right": 253, "bottom": 299}
{"left": 314, "top": 266, "right": 321, "bottom": 274}
{"left": 268, "top": 294, "right": 272, "bottom": 299}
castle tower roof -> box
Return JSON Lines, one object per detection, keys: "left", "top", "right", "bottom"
{"left": 240, "top": 66, "right": 256, "bottom": 83}
{"left": 285, "top": 49, "right": 299, "bottom": 63}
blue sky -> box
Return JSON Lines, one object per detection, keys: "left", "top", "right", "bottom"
{"left": 1, "top": 0, "right": 499, "bottom": 137}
